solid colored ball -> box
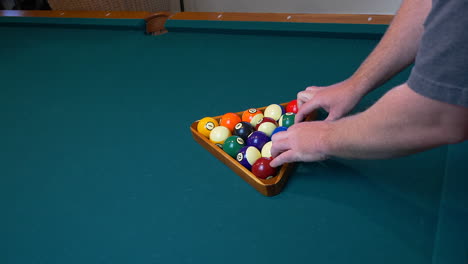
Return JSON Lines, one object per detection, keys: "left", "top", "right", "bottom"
{"left": 279, "top": 112, "right": 295, "bottom": 128}
{"left": 286, "top": 99, "right": 299, "bottom": 114}
{"left": 197, "top": 117, "right": 219, "bottom": 138}
{"left": 220, "top": 113, "right": 242, "bottom": 132}
{"left": 264, "top": 104, "right": 285, "bottom": 121}
{"left": 237, "top": 146, "right": 261, "bottom": 170}
{"left": 233, "top": 121, "right": 254, "bottom": 141}
{"left": 223, "top": 136, "right": 245, "bottom": 158}
{"left": 261, "top": 141, "right": 272, "bottom": 158}
{"left": 252, "top": 157, "right": 277, "bottom": 179}
{"left": 242, "top": 108, "right": 263, "bottom": 123}
{"left": 247, "top": 131, "right": 270, "bottom": 150}
{"left": 271, "top": 126, "right": 288, "bottom": 137}
{"left": 255, "top": 117, "right": 278, "bottom": 137}
{"left": 209, "top": 126, "right": 231, "bottom": 144}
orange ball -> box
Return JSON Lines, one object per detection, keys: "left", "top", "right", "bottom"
{"left": 220, "top": 113, "right": 241, "bottom": 132}
{"left": 241, "top": 108, "right": 263, "bottom": 123}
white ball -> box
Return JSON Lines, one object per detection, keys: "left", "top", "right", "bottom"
{"left": 261, "top": 141, "right": 273, "bottom": 158}
{"left": 264, "top": 104, "right": 284, "bottom": 121}
{"left": 257, "top": 122, "right": 277, "bottom": 137}
{"left": 209, "top": 126, "right": 231, "bottom": 144}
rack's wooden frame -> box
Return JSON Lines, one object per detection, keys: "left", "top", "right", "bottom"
{"left": 190, "top": 104, "right": 316, "bottom": 196}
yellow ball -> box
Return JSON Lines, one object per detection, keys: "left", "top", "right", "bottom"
{"left": 209, "top": 126, "right": 231, "bottom": 144}
{"left": 197, "top": 117, "right": 219, "bottom": 138}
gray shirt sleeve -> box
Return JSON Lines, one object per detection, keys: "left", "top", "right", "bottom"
{"left": 407, "top": 0, "right": 468, "bottom": 107}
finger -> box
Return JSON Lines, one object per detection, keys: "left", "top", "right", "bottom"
{"left": 297, "top": 90, "right": 314, "bottom": 108}
{"left": 270, "top": 150, "right": 296, "bottom": 167}
{"left": 270, "top": 138, "right": 291, "bottom": 158}
{"left": 324, "top": 111, "right": 340, "bottom": 121}
{"left": 295, "top": 99, "right": 321, "bottom": 123}
{"left": 306, "top": 86, "right": 320, "bottom": 91}
{"left": 271, "top": 130, "right": 289, "bottom": 142}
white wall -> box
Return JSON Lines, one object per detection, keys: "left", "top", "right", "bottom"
{"left": 169, "top": 0, "right": 401, "bottom": 14}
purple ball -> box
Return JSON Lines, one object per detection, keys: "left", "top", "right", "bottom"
{"left": 247, "top": 131, "right": 270, "bottom": 150}
{"left": 237, "top": 146, "right": 261, "bottom": 170}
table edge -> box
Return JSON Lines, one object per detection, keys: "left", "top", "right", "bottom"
{"left": 0, "top": 10, "right": 393, "bottom": 24}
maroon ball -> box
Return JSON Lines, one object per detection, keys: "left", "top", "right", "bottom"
{"left": 252, "top": 157, "right": 277, "bottom": 179}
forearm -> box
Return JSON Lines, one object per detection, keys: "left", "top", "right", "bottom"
{"left": 349, "top": 0, "right": 432, "bottom": 95}
{"left": 324, "top": 85, "right": 468, "bottom": 159}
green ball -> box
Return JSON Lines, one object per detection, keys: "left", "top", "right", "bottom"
{"left": 223, "top": 136, "right": 245, "bottom": 158}
{"left": 279, "top": 112, "right": 295, "bottom": 128}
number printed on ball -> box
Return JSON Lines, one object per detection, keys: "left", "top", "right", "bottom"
{"left": 206, "top": 122, "right": 215, "bottom": 130}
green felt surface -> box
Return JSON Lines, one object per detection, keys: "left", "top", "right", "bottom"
{"left": 0, "top": 17, "right": 466, "bottom": 264}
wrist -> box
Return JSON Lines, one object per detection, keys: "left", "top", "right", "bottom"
{"left": 347, "top": 72, "right": 377, "bottom": 96}
{"left": 316, "top": 121, "right": 336, "bottom": 159}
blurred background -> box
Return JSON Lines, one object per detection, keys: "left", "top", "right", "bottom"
{"left": 0, "top": 0, "right": 401, "bottom": 14}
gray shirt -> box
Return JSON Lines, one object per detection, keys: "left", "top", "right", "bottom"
{"left": 407, "top": 0, "right": 468, "bottom": 107}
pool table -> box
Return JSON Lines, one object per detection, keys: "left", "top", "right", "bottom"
{"left": 1, "top": 10, "right": 467, "bottom": 264}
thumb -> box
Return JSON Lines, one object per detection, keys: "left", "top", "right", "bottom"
{"left": 324, "top": 110, "right": 341, "bottom": 121}
{"left": 295, "top": 100, "right": 321, "bottom": 123}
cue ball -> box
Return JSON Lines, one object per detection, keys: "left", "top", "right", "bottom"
{"left": 264, "top": 104, "right": 285, "bottom": 121}
{"left": 209, "top": 126, "right": 231, "bottom": 144}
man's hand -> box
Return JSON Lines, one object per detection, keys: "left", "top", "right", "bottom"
{"left": 271, "top": 84, "right": 468, "bottom": 168}
{"left": 296, "top": 79, "right": 366, "bottom": 123}
{"left": 270, "top": 121, "right": 331, "bottom": 167}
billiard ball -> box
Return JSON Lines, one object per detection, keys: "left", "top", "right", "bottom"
{"left": 237, "top": 146, "right": 261, "bottom": 170}
{"left": 279, "top": 112, "right": 295, "bottom": 128}
{"left": 255, "top": 117, "right": 278, "bottom": 137}
{"left": 264, "top": 104, "right": 285, "bottom": 121}
{"left": 271, "top": 126, "right": 288, "bottom": 137}
{"left": 209, "top": 126, "right": 231, "bottom": 144}
{"left": 250, "top": 113, "right": 264, "bottom": 127}
{"left": 252, "top": 157, "right": 277, "bottom": 179}
{"left": 234, "top": 121, "right": 254, "bottom": 140}
{"left": 261, "top": 141, "right": 272, "bottom": 158}
{"left": 247, "top": 131, "right": 270, "bottom": 150}
{"left": 242, "top": 108, "right": 263, "bottom": 124}
{"left": 197, "top": 117, "right": 219, "bottom": 138}
{"left": 286, "top": 99, "right": 298, "bottom": 114}
{"left": 220, "top": 113, "right": 242, "bottom": 132}
{"left": 223, "top": 136, "right": 245, "bottom": 158}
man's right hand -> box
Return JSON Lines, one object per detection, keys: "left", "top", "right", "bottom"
{"left": 295, "top": 79, "right": 366, "bottom": 123}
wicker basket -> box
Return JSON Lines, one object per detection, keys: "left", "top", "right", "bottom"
{"left": 48, "top": 0, "right": 169, "bottom": 12}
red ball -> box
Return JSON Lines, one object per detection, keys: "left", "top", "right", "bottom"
{"left": 254, "top": 117, "right": 277, "bottom": 130}
{"left": 251, "top": 157, "right": 277, "bottom": 179}
{"left": 286, "top": 99, "right": 298, "bottom": 114}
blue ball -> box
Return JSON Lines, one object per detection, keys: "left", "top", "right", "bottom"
{"left": 247, "top": 131, "right": 270, "bottom": 150}
{"left": 271, "top": 126, "right": 288, "bottom": 137}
